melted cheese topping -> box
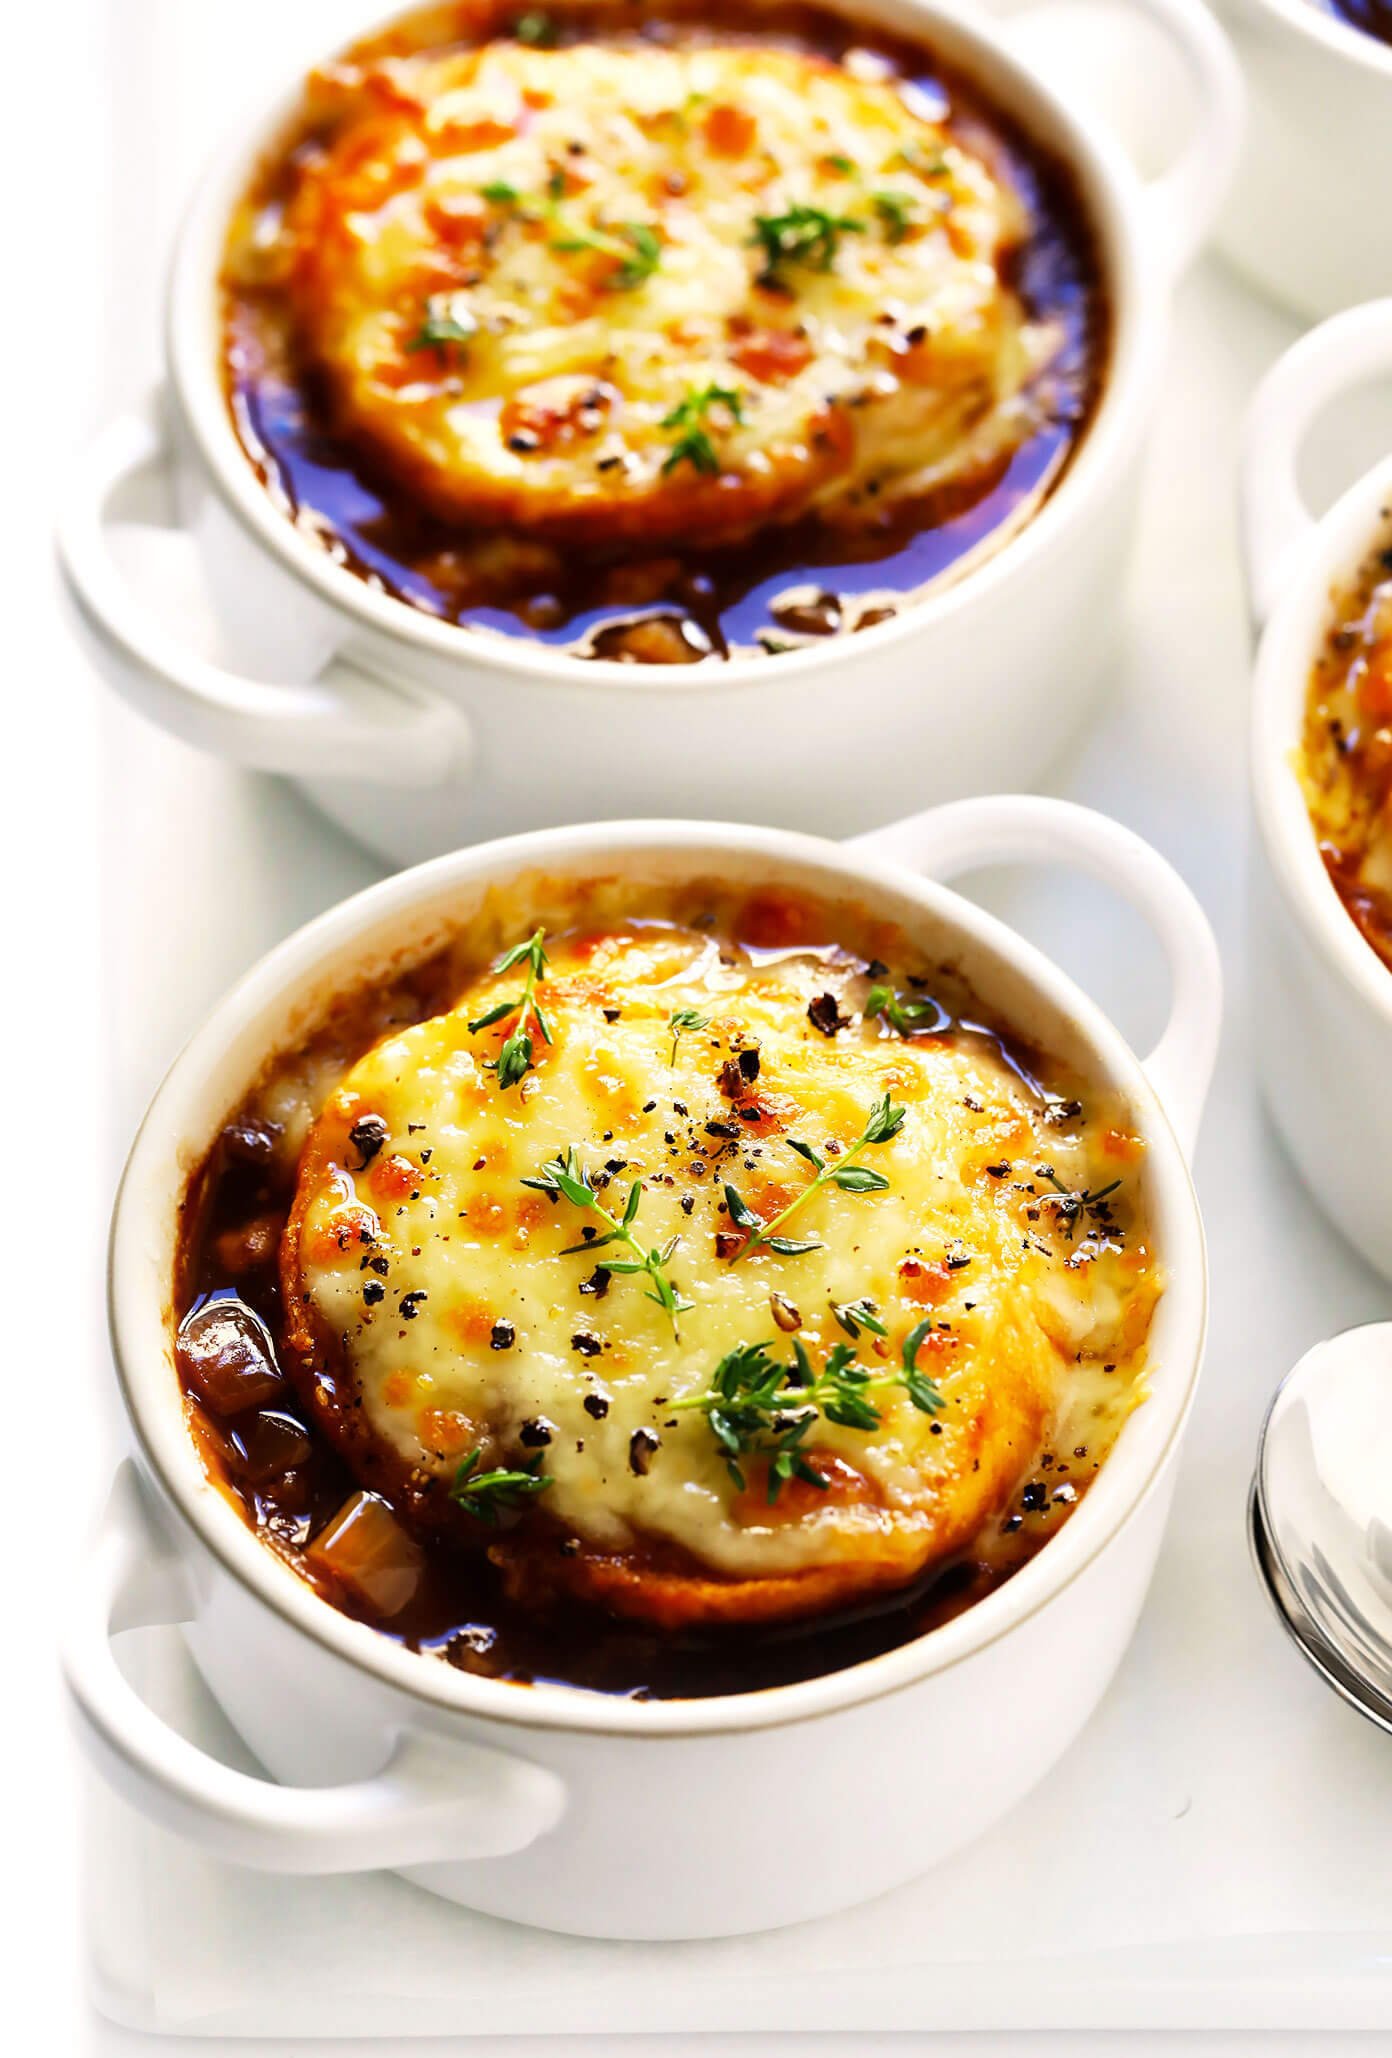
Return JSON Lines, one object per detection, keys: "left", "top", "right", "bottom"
{"left": 251, "top": 34, "right": 1049, "bottom": 545}
{"left": 284, "top": 915, "right": 1159, "bottom": 1588}
{"left": 1299, "top": 541, "right": 1392, "bottom": 972}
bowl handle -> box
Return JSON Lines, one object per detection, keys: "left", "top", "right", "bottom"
{"left": 847, "top": 795, "right": 1221, "bottom": 1161}
{"left": 1240, "top": 300, "right": 1392, "bottom": 632}
{"left": 55, "top": 393, "right": 474, "bottom": 788}
{"left": 993, "top": 0, "right": 1243, "bottom": 284}
{"left": 62, "top": 1460, "right": 567, "bottom": 1872}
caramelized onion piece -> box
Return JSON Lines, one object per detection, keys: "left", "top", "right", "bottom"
{"left": 212, "top": 1213, "right": 280, "bottom": 1276}
{"left": 306, "top": 1492, "right": 425, "bottom": 1618}
{"left": 589, "top": 613, "right": 711, "bottom": 665}
{"left": 219, "top": 1116, "right": 279, "bottom": 1167}
{"left": 176, "top": 1297, "right": 284, "bottom": 1417}
{"left": 770, "top": 587, "right": 841, "bottom": 637}
{"left": 225, "top": 1409, "right": 313, "bottom": 1485}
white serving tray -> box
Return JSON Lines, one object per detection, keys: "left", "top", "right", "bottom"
{"left": 91, "top": 0, "right": 1392, "bottom": 2036}
{"left": 86, "top": 1533, "right": 1392, "bottom": 2037}
{"left": 92, "top": 247, "right": 1392, "bottom": 2032}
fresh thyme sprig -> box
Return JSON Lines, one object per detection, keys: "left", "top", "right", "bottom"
{"left": 872, "top": 189, "right": 919, "bottom": 244}
{"left": 751, "top": 203, "right": 864, "bottom": 278}
{"left": 468, "top": 929, "right": 551, "bottom": 1089}
{"left": 609, "top": 221, "right": 662, "bottom": 290}
{"left": 675, "top": 1319, "right": 946, "bottom": 1500}
{"left": 522, "top": 1147, "right": 693, "bottom": 1334}
{"left": 723, "top": 1091, "right": 905, "bottom": 1260}
{"left": 667, "top": 1006, "right": 710, "bottom": 1064}
{"left": 512, "top": 10, "right": 556, "bottom": 45}
{"left": 829, "top": 1294, "right": 888, "bottom": 1340}
{"left": 407, "top": 294, "right": 478, "bottom": 356}
{"left": 551, "top": 217, "right": 662, "bottom": 290}
{"left": 1035, "top": 1165, "right": 1124, "bottom": 1243}
{"left": 660, "top": 384, "right": 745, "bottom": 475}
{"left": 864, "top": 979, "right": 947, "bottom": 1038}
{"left": 891, "top": 143, "right": 950, "bottom": 177}
{"left": 450, "top": 1447, "right": 552, "bottom": 1522}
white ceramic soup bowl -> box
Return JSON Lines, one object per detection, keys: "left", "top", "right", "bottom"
{"left": 65, "top": 795, "right": 1218, "bottom": 1939}
{"left": 1244, "top": 301, "right": 1392, "bottom": 1283}
{"left": 56, "top": 0, "right": 1241, "bottom": 869}
{"left": 1215, "top": 0, "right": 1392, "bottom": 321}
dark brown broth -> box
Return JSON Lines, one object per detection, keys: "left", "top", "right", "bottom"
{"left": 175, "top": 923, "right": 1101, "bottom": 1702}
{"left": 223, "top": 0, "right": 1108, "bottom": 663}
{"left": 1301, "top": 525, "right": 1392, "bottom": 973}
{"left": 1315, "top": 0, "right": 1392, "bottom": 43}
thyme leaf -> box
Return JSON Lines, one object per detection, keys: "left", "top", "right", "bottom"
{"left": 723, "top": 1091, "right": 905, "bottom": 1260}
{"left": 1035, "top": 1166, "right": 1124, "bottom": 1243}
{"left": 751, "top": 203, "right": 864, "bottom": 278}
{"left": 468, "top": 929, "right": 551, "bottom": 1089}
{"left": 674, "top": 1326, "right": 945, "bottom": 1501}
{"left": 864, "top": 980, "right": 947, "bottom": 1038}
{"left": 660, "top": 383, "right": 744, "bottom": 476}
{"left": 522, "top": 1147, "right": 692, "bottom": 1334}
{"left": 872, "top": 189, "right": 919, "bottom": 243}
{"left": 407, "top": 294, "right": 478, "bottom": 356}
{"left": 450, "top": 1447, "right": 552, "bottom": 1522}
{"left": 899, "top": 1314, "right": 947, "bottom": 1416}
{"left": 609, "top": 221, "right": 662, "bottom": 290}
{"left": 891, "top": 143, "right": 950, "bottom": 178}
{"left": 551, "top": 216, "right": 662, "bottom": 290}
{"left": 829, "top": 1295, "right": 888, "bottom": 1340}
{"left": 667, "top": 1006, "right": 710, "bottom": 1064}
{"left": 512, "top": 10, "right": 556, "bottom": 44}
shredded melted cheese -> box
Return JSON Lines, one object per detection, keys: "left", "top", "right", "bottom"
{"left": 283, "top": 909, "right": 1159, "bottom": 1586}
{"left": 240, "top": 33, "right": 1052, "bottom": 545}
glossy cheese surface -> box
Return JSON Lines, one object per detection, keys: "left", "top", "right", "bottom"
{"left": 259, "top": 34, "right": 1048, "bottom": 546}
{"left": 280, "top": 907, "right": 1159, "bottom": 1618}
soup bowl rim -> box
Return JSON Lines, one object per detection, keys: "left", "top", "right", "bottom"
{"left": 165, "top": 0, "right": 1160, "bottom": 693}
{"left": 1229, "top": 0, "right": 1392, "bottom": 82}
{"left": 108, "top": 813, "right": 1209, "bottom": 1739}
{"left": 1249, "top": 449, "right": 1392, "bottom": 1031}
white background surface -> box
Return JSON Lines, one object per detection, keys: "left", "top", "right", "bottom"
{"left": 10, "top": 0, "right": 1392, "bottom": 2048}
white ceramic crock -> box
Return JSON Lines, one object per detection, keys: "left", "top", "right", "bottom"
{"left": 55, "top": 0, "right": 1241, "bottom": 869}
{"left": 1215, "top": 0, "right": 1392, "bottom": 322}
{"left": 66, "top": 796, "right": 1218, "bottom": 1939}
{"left": 1244, "top": 301, "right": 1392, "bottom": 1284}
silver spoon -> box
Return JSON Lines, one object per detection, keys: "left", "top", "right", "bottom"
{"left": 1251, "top": 1322, "right": 1392, "bottom": 1737}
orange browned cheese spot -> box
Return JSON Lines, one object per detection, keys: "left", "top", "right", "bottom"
{"left": 459, "top": 1192, "right": 509, "bottom": 1237}
{"left": 424, "top": 192, "right": 488, "bottom": 249}
{"left": 450, "top": 1299, "right": 500, "bottom": 1346}
{"left": 898, "top": 1257, "right": 954, "bottom": 1305}
{"left": 420, "top": 1407, "right": 475, "bottom": 1456}
{"left": 730, "top": 329, "right": 814, "bottom": 383}
{"left": 304, "top": 1206, "right": 379, "bottom": 1267}
{"left": 367, "top": 1153, "right": 423, "bottom": 1202}
{"left": 437, "top": 114, "right": 518, "bottom": 149}
{"left": 731, "top": 1450, "right": 876, "bottom": 1525}
{"left": 703, "top": 102, "right": 757, "bottom": 155}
